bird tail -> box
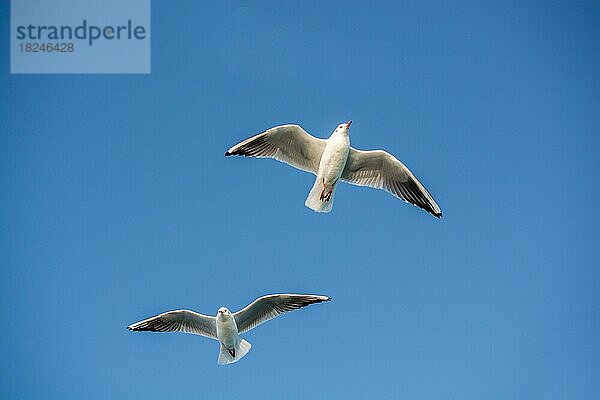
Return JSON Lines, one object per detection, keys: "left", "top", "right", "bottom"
{"left": 305, "top": 177, "right": 336, "bottom": 213}
{"left": 217, "top": 339, "right": 252, "bottom": 365}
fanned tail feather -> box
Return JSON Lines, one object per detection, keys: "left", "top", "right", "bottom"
{"left": 305, "top": 178, "right": 336, "bottom": 213}
{"left": 217, "top": 339, "right": 252, "bottom": 365}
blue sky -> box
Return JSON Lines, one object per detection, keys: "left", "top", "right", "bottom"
{"left": 1, "top": 1, "right": 599, "bottom": 399}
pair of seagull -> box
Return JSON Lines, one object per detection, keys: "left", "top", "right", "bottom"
{"left": 129, "top": 121, "right": 442, "bottom": 365}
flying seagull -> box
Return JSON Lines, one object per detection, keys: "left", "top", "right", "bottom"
{"left": 225, "top": 122, "right": 442, "bottom": 217}
{"left": 127, "top": 293, "right": 331, "bottom": 365}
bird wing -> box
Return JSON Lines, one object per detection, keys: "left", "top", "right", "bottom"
{"left": 127, "top": 310, "right": 218, "bottom": 340}
{"left": 341, "top": 148, "right": 442, "bottom": 218}
{"left": 233, "top": 294, "right": 331, "bottom": 334}
{"left": 225, "top": 124, "right": 327, "bottom": 174}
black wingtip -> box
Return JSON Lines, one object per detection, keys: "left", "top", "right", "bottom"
{"left": 224, "top": 151, "right": 231, "bottom": 156}
{"left": 435, "top": 212, "right": 443, "bottom": 219}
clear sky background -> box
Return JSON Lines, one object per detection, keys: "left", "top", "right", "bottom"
{"left": 1, "top": 1, "right": 599, "bottom": 399}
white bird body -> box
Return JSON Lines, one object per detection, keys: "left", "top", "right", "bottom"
{"left": 214, "top": 307, "right": 251, "bottom": 364}
{"left": 225, "top": 121, "right": 443, "bottom": 217}
{"left": 216, "top": 308, "right": 239, "bottom": 348}
{"left": 128, "top": 294, "right": 331, "bottom": 365}
{"left": 318, "top": 126, "right": 350, "bottom": 183}
{"left": 305, "top": 124, "right": 351, "bottom": 212}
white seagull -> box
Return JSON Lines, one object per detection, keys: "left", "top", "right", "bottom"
{"left": 127, "top": 293, "right": 331, "bottom": 365}
{"left": 225, "top": 121, "right": 442, "bottom": 217}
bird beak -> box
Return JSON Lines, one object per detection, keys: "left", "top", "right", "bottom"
{"left": 346, "top": 121, "right": 352, "bottom": 128}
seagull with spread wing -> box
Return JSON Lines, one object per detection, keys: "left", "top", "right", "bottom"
{"left": 225, "top": 121, "right": 442, "bottom": 217}
{"left": 127, "top": 294, "right": 331, "bottom": 365}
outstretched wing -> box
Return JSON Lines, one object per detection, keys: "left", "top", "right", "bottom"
{"left": 233, "top": 294, "right": 331, "bottom": 334}
{"left": 342, "top": 148, "right": 442, "bottom": 218}
{"left": 225, "top": 124, "right": 327, "bottom": 174}
{"left": 127, "top": 310, "right": 218, "bottom": 340}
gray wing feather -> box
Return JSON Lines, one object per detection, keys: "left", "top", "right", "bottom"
{"left": 233, "top": 294, "right": 331, "bottom": 334}
{"left": 225, "top": 124, "right": 327, "bottom": 174}
{"left": 341, "top": 148, "right": 442, "bottom": 218}
{"left": 127, "top": 310, "right": 218, "bottom": 340}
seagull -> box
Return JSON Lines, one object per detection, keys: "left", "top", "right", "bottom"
{"left": 127, "top": 293, "right": 331, "bottom": 365}
{"left": 225, "top": 121, "right": 442, "bottom": 217}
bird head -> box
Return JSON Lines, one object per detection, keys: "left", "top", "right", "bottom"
{"left": 217, "top": 307, "right": 231, "bottom": 316}
{"left": 335, "top": 120, "right": 352, "bottom": 136}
